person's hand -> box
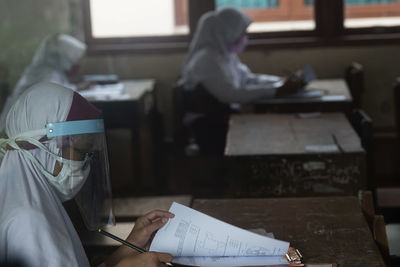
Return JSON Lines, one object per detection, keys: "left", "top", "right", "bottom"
{"left": 115, "top": 252, "right": 173, "bottom": 267}
{"left": 105, "top": 210, "right": 175, "bottom": 267}
{"left": 126, "top": 210, "right": 175, "bottom": 250}
{"left": 276, "top": 73, "right": 306, "bottom": 97}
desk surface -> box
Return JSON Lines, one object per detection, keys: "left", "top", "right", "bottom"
{"left": 192, "top": 197, "right": 385, "bottom": 267}
{"left": 81, "top": 79, "right": 155, "bottom": 102}
{"left": 123, "top": 79, "right": 155, "bottom": 100}
{"left": 225, "top": 113, "right": 363, "bottom": 156}
{"left": 256, "top": 79, "right": 352, "bottom": 104}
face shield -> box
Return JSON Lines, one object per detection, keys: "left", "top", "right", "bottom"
{"left": 46, "top": 119, "right": 115, "bottom": 231}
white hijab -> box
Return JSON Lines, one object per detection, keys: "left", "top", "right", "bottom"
{"left": 182, "top": 8, "right": 250, "bottom": 93}
{"left": 0, "top": 34, "right": 86, "bottom": 133}
{"left": 182, "top": 8, "right": 282, "bottom": 104}
{"left": 0, "top": 83, "right": 89, "bottom": 267}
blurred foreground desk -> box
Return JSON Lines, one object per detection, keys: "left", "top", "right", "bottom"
{"left": 252, "top": 79, "right": 353, "bottom": 114}
{"left": 225, "top": 113, "right": 365, "bottom": 197}
{"left": 192, "top": 197, "right": 386, "bottom": 267}
{"left": 80, "top": 79, "right": 155, "bottom": 194}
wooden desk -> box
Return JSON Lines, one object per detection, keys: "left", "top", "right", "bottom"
{"left": 224, "top": 113, "right": 365, "bottom": 197}
{"left": 252, "top": 79, "right": 353, "bottom": 114}
{"left": 82, "top": 79, "right": 156, "bottom": 195}
{"left": 192, "top": 197, "right": 386, "bottom": 267}
{"left": 86, "top": 79, "right": 155, "bottom": 127}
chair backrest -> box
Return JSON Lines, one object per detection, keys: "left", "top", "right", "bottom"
{"left": 171, "top": 83, "right": 188, "bottom": 152}
{"left": 394, "top": 77, "right": 400, "bottom": 137}
{"left": 358, "top": 190, "right": 375, "bottom": 231}
{"left": 351, "top": 109, "right": 374, "bottom": 189}
{"left": 182, "top": 84, "right": 231, "bottom": 115}
{"left": 373, "top": 215, "right": 391, "bottom": 266}
{"left": 358, "top": 191, "right": 391, "bottom": 266}
{"left": 345, "top": 62, "right": 364, "bottom": 109}
{"left": 351, "top": 109, "right": 373, "bottom": 152}
{"left": 173, "top": 82, "right": 226, "bottom": 139}
{"left": 172, "top": 83, "right": 231, "bottom": 156}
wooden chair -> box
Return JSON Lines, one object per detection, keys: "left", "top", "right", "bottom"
{"left": 169, "top": 83, "right": 233, "bottom": 197}
{"left": 171, "top": 82, "right": 197, "bottom": 156}
{"left": 394, "top": 77, "right": 400, "bottom": 138}
{"left": 359, "top": 190, "right": 375, "bottom": 231}
{"left": 373, "top": 215, "right": 391, "bottom": 266}
{"left": 345, "top": 62, "right": 364, "bottom": 109}
{"left": 392, "top": 78, "right": 400, "bottom": 192}
{"left": 358, "top": 190, "right": 391, "bottom": 266}
{"left": 172, "top": 82, "right": 231, "bottom": 156}
{"left": 351, "top": 109, "right": 374, "bottom": 190}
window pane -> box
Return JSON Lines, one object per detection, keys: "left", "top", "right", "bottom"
{"left": 215, "top": 0, "right": 315, "bottom": 32}
{"left": 344, "top": 0, "right": 400, "bottom": 28}
{"left": 90, "top": 0, "right": 189, "bottom": 38}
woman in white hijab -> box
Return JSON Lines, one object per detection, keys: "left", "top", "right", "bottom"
{"left": 0, "top": 34, "right": 92, "bottom": 133}
{"left": 182, "top": 7, "right": 303, "bottom": 104}
{"left": 0, "top": 83, "right": 173, "bottom": 267}
{"left": 180, "top": 8, "right": 304, "bottom": 154}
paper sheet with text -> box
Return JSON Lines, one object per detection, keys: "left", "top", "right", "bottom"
{"left": 149, "top": 202, "right": 289, "bottom": 266}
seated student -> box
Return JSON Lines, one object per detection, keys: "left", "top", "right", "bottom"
{"left": 181, "top": 7, "right": 304, "bottom": 154}
{"left": 0, "top": 83, "right": 173, "bottom": 267}
{"left": 0, "top": 34, "right": 93, "bottom": 133}
{"left": 182, "top": 7, "right": 303, "bottom": 105}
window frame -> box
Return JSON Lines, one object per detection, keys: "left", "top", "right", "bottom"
{"left": 81, "top": 0, "right": 400, "bottom": 55}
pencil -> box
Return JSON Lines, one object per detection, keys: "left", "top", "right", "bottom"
{"left": 97, "top": 228, "right": 173, "bottom": 266}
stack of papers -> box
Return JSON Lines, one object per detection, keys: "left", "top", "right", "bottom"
{"left": 78, "top": 83, "right": 127, "bottom": 100}
{"left": 150, "top": 202, "right": 290, "bottom": 267}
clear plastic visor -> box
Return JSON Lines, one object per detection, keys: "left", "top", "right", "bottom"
{"left": 49, "top": 119, "right": 115, "bottom": 230}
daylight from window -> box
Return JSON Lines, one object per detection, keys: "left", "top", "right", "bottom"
{"left": 90, "top": 0, "right": 400, "bottom": 39}
{"left": 344, "top": 0, "right": 400, "bottom": 28}
{"left": 216, "top": 0, "right": 315, "bottom": 32}
{"left": 90, "top": 0, "right": 189, "bottom": 38}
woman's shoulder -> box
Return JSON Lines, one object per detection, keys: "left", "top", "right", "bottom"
{"left": 5, "top": 207, "right": 48, "bottom": 228}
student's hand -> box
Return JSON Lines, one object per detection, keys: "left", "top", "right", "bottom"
{"left": 115, "top": 252, "right": 173, "bottom": 267}
{"left": 126, "top": 210, "right": 175, "bottom": 250}
{"left": 276, "top": 74, "right": 306, "bottom": 97}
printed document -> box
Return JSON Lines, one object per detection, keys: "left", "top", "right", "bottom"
{"left": 149, "top": 202, "right": 290, "bottom": 266}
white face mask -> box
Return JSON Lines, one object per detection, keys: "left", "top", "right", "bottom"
{"left": 1, "top": 122, "right": 99, "bottom": 203}
{"left": 48, "top": 154, "right": 91, "bottom": 202}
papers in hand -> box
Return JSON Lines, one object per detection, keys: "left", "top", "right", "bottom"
{"left": 301, "top": 64, "right": 317, "bottom": 84}
{"left": 150, "top": 202, "right": 289, "bottom": 266}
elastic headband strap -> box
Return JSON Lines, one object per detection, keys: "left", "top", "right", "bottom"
{"left": 46, "top": 119, "right": 104, "bottom": 137}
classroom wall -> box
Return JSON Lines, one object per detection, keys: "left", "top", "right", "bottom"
{"left": 0, "top": 0, "right": 398, "bottom": 131}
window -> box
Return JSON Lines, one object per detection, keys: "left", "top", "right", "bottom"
{"left": 82, "top": 0, "right": 190, "bottom": 53}
{"left": 344, "top": 0, "right": 400, "bottom": 29}
{"left": 90, "top": 0, "right": 189, "bottom": 38}
{"left": 81, "top": 0, "right": 400, "bottom": 53}
{"left": 216, "top": 0, "right": 315, "bottom": 32}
